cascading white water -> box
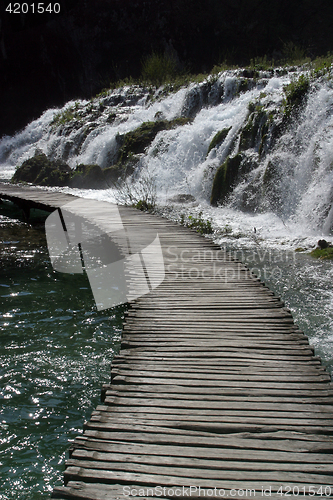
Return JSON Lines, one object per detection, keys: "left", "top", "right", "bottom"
{"left": 1, "top": 68, "right": 332, "bottom": 237}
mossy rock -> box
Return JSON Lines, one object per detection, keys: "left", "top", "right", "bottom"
{"left": 103, "top": 163, "right": 136, "bottom": 185}
{"left": 210, "top": 154, "right": 243, "bottom": 206}
{"left": 283, "top": 74, "right": 310, "bottom": 118}
{"left": 69, "top": 164, "right": 108, "bottom": 189}
{"left": 12, "top": 153, "right": 111, "bottom": 189}
{"left": 239, "top": 110, "right": 269, "bottom": 153}
{"left": 12, "top": 152, "right": 71, "bottom": 187}
{"left": 206, "top": 127, "right": 232, "bottom": 157}
{"left": 262, "top": 160, "right": 282, "bottom": 186}
{"left": 116, "top": 118, "right": 190, "bottom": 165}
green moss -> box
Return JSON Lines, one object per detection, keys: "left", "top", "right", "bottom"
{"left": 210, "top": 154, "right": 243, "bottom": 206}
{"left": 206, "top": 127, "right": 232, "bottom": 156}
{"left": 51, "top": 106, "right": 81, "bottom": 128}
{"left": 262, "top": 160, "right": 280, "bottom": 186}
{"left": 283, "top": 74, "right": 310, "bottom": 118}
{"left": 310, "top": 247, "right": 333, "bottom": 259}
{"left": 239, "top": 108, "right": 270, "bottom": 153}
{"left": 238, "top": 78, "right": 249, "bottom": 93}
{"left": 116, "top": 118, "right": 190, "bottom": 166}
{"left": 70, "top": 164, "right": 108, "bottom": 189}
{"left": 12, "top": 153, "right": 110, "bottom": 189}
{"left": 104, "top": 164, "right": 135, "bottom": 184}
{"left": 12, "top": 152, "right": 71, "bottom": 187}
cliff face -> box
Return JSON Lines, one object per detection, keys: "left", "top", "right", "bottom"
{"left": 1, "top": 0, "right": 333, "bottom": 137}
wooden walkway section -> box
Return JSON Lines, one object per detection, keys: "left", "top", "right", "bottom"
{"left": 1, "top": 183, "right": 332, "bottom": 499}
{"left": 0, "top": 181, "right": 77, "bottom": 216}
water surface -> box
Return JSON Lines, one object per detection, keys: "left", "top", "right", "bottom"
{"left": 0, "top": 215, "right": 125, "bottom": 499}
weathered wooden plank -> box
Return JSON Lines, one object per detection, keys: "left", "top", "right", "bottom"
{"left": 85, "top": 416, "right": 333, "bottom": 432}
{"left": 71, "top": 435, "right": 333, "bottom": 459}
{"left": 82, "top": 430, "right": 333, "bottom": 453}
{"left": 110, "top": 368, "right": 329, "bottom": 383}
{"left": 111, "top": 375, "right": 327, "bottom": 389}
{"left": 64, "top": 458, "right": 333, "bottom": 483}
{"left": 63, "top": 466, "right": 333, "bottom": 491}
{"left": 92, "top": 405, "right": 333, "bottom": 418}
{"left": 70, "top": 448, "right": 333, "bottom": 472}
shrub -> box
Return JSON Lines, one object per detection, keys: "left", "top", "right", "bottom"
{"left": 141, "top": 53, "right": 178, "bottom": 85}
{"left": 113, "top": 169, "right": 157, "bottom": 212}
{"left": 180, "top": 212, "right": 213, "bottom": 235}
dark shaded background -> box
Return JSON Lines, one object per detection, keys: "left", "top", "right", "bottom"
{"left": 1, "top": 0, "right": 333, "bottom": 137}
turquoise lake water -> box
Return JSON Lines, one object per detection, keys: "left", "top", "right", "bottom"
{"left": 0, "top": 214, "right": 125, "bottom": 499}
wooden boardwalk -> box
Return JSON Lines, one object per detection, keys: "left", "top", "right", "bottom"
{"left": 1, "top": 184, "right": 332, "bottom": 499}
{"left": 50, "top": 207, "right": 333, "bottom": 500}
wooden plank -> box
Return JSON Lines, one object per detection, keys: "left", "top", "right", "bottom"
{"left": 70, "top": 449, "right": 333, "bottom": 471}
{"left": 72, "top": 435, "right": 333, "bottom": 459}
{"left": 81, "top": 430, "right": 333, "bottom": 453}
{"left": 64, "top": 458, "right": 333, "bottom": 483}
{"left": 62, "top": 466, "right": 333, "bottom": 491}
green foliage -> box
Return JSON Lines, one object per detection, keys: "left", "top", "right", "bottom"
{"left": 310, "top": 247, "right": 333, "bottom": 259}
{"left": 282, "top": 74, "right": 310, "bottom": 118}
{"left": 141, "top": 53, "right": 179, "bottom": 85}
{"left": 134, "top": 199, "right": 155, "bottom": 212}
{"left": 310, "top": 53, "right": 333, "bottom": 78}
{"left": 248, "top": 55, "right": 275, "bottom": 72}
{"left": 281, "top": 42, "right": 309, "bottom": 66}
{"left": 51, "top": 105, "right": 81, "bottom": 128}
{"left": 180, "top": 212, "right": 213, "bottom": 235}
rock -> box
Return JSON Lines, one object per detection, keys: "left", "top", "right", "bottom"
{"left": 206, "top": 127, "right": 232, "bottom": 157}
{"left": 168, "top": 194, "right": 196, "bottom": 203}
{"left": 210, "top": 154, "right": 243, "bottom": 206}
{"left": 69, "top": 164, "right": 109, "bottom": 189}
{"left": 12, "top": 152, "right": 71, "bottom": 187}
{"left": 12, "top": 152, "right": 110, "bottom": 189}
{"left": 317, "top": 239, "right": 330, "bottom": 249}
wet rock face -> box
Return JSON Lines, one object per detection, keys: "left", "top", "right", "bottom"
{"left": 1, "top": 0, "right": 333, "bottom": 137}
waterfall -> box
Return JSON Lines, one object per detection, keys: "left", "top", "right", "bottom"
{"left": 1, "top": 67, "right": 333, "bottom": 235}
